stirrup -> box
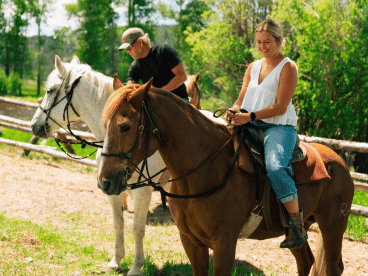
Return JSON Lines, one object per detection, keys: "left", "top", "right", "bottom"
{"left": 279, "top": 220, "right": 308, "bottom": 249}
{"left": 280, "top": 233, "right": 308, "bottom": 249}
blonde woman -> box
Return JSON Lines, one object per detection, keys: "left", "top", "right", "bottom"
{"left": 226, "top": 18, "right": 307, "bottom": 249}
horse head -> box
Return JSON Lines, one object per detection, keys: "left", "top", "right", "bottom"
{"left": 31, "top": 55, "right": 87, "bottom": 138}
{"left": 97, "top": 76, "right": 161, "bottom": 195}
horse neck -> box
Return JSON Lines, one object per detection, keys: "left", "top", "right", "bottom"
{"left": 150, "top": 93, "right": 229, "bottom": 176}
{"left": 75, "top": 76, "right": 113, "bottom": 141}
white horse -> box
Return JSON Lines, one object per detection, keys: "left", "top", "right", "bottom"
{"left": 31, "top": 55, "right": 225, "bottom": 275}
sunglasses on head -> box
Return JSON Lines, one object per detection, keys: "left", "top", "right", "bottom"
{"left": 126, "top": 37, "right": 139, "bottom": 51}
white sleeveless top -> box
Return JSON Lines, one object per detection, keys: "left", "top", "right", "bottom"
{"left": 240, "top": 57, "right": 297, "bottom": 126}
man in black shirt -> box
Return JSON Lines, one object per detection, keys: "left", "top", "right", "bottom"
{"left": 118, "top": 27, "right": 189, "bottom": 102}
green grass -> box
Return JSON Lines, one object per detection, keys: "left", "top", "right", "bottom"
{"left": 0, "top": 210, "right": 265, "bottom": 276}
{"left": 0, "top": 212, "right": 109, "bottom": 275}
{"left": 346, "top": 190, "right": 368, "bottom": 240}
{"left": 0, "top": 127, "right": 98, "bottom": 160}
{"left": 1, "top": 79, "right": 46, "bottom": 103}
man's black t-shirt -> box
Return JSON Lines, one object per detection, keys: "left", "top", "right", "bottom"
{"left": 127, "top": 44, "right": 188, "bottom": 99}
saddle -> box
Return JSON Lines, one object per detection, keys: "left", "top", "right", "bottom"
{"left": 233, "top": 124, "right": 330, "bottom": 185}
{"left": 232, "top": 124, "right": 331, "bottom": 233}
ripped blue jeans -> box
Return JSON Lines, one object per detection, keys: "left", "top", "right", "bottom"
{"left": 250, "top": 121, "right": 298, "bottom": 204}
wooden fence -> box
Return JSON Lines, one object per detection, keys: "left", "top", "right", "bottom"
{"left": 0, "top": 96, "right": 368, "bottom": 219}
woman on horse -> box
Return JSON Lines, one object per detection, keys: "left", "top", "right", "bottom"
{"left": 225, "top": 18, "right": 308, "bottom": 249}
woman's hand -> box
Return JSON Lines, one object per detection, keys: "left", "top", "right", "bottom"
{"left": 225, "top": 108, "right": 251, "bottom": 126}
{"left": 225, "top": 107, "right": 239, "bottom": 123}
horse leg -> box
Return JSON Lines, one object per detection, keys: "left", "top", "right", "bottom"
{"left": 313, "top": 212, "right": 347, "bottom": 276}
{"left": 180, "top": 232, "right": 209, "bottom": 276}
{"left": 106, "top": 193, "right": 126, "bottom": 272}
{"left": 312, "top": 182, "right": 352, "bottom": 275}
{"left": 289, "top": 240, "right": 315, "bottom": 276}
{"left": 127, "top": 186, "right": 153, "bottom": 276}
{"left": 212, "top": 236, "right": 238, "bottom": 276}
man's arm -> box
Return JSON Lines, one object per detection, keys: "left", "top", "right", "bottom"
{"left": 159, "top": 62, "right": 187, "bottom": 92}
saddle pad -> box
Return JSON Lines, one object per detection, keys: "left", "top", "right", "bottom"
{"left": 236, "top": 139, "right": 331, "bottom": 185}
{"left": 292, "top": 141, "right": 331, "bottom": 184}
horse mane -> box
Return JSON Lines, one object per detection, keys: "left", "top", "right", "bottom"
{"left": 102, "top": 84, "right": 141, "bottom": 127}
{"left": 185, "top": 76, "right": 199, "bottom": 96}
{"left": 102, "top": 84, "right": 229, "bottom": 138}
{"left": 48, "top": 62, "right": 113, "bottom": 100}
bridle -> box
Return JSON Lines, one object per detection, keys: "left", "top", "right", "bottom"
{"left": 101, "top": 96, "right": 244, "bottom": 208}
{"left": 39, "top": 72, "right": 104, "bottom": 159}
{"left": 101, "top": 95, "right": 166, "bottom": 189}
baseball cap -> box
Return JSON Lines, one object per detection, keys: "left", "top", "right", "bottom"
{"left": 118, "top": 28, "right": 144, "bottom": 51}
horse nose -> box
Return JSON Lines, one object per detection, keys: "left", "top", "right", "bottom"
{"left": 97, "top": 177, "right": 112, "bottom": 194}
{"left": 97, "top": 177, "right": 125, "bottom": 195}
{"left": 31, "top": 122, "right": 49, "bottom": 138}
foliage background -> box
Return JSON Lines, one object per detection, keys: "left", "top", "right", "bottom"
{"left": 0, "top": 0, "right": 367, "bottom": 171}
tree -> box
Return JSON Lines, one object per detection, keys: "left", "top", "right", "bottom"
{"left": 185, "top": 0, "right": 273, "bottom": 102}
{"left": 125, "top": 0, "right": 155, "bottom": 27}
{"left": 4, "top": 0, "right": 30, "bottom": 81}
{"left": 65, "top": 0, "right": 119, "bottom": 75}
{"left": 157, "top": 0, "right": 210, "bottom": 68}
{"left": 0, "top": 0, "right": 7, "bottom": 67}
{"left": 272, "top": 0, "right": 368, "bottom": 140}
{"left": 272, "top": 0, "right": 368, "bottom": 171}
{"left": 29, "top": 0, "right": 51, "bottom": 95}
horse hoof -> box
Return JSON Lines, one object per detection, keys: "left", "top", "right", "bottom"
{"left": 127, "top": 269, "right": 142, "bottom": 276}
{"left": 105, "top": 264, "right": 123, "bottom": 274}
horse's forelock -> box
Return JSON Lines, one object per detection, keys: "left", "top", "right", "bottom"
{"left": 102, "top": 85, "right": 139, "bottom": 126}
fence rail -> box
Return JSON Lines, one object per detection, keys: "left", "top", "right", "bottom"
{"left": 1, "top": 97, "right": 368, "bottom": 219}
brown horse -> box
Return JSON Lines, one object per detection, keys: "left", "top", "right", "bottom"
{"left": 97, "top": 77, "right": 354, "bottom": 276}
{"left": 185, "top": 73, "right": 201, "bottom": 109}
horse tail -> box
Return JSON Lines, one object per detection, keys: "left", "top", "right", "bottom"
{"left": 310, "top": 229, "right": 328, "bottom": 276}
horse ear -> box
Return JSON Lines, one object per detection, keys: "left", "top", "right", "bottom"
{"left": 113, "top": 74, "right": 124, "bottom": 90}
{"left": 195, "top": 73, "right": 200, "bottom": 82}
{"left": 71, "top": 56, "right": 80, "bottom": 64}
{"left": 55, "top": 55, "right": 67, "bottom": 78}
{"left": 131, "top": 78, "right": 153, "bottom": 105}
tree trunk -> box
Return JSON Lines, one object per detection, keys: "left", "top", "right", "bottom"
{"left": 37, "top": 18, "right": 42, "bottom": 96}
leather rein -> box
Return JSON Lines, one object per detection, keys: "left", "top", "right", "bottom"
{"left": 101, "top": 96, "right": 244, "bottom": 208}
{"left": 39, "top": 73, "right": 104, "bottom": 159}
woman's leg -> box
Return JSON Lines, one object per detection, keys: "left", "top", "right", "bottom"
{"left": 262, "top": 124, "right": 307, "bottom": 249}
{"left": 263, "top": 124, "right": 298, "bottom": 204}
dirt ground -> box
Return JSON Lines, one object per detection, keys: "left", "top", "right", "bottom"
{"left": 0, "top": 151, "right": 367, "bottom": 275}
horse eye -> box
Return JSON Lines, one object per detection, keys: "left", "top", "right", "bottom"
{"left": 119, "top": 124, "right": 131, "bottom": 135}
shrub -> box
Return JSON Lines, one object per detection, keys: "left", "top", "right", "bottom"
{"left": 7, "top": 72, "right": 22, "bottom": 95}
{"left": 0, "top": 68, "right": 7, "bottom": 94}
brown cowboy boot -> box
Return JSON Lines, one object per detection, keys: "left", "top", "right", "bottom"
{"left": 280, "top": 210, "right": 308, "bottom": 249}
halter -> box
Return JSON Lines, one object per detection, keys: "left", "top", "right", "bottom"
{"left": 39, "top": 72, "right": 104, "bottom": 159}
{"left": 101, "top": 96, "right": 244, "bottom": 208}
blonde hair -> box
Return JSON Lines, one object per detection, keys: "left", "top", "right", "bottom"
{"left": 255, "top": 19, "right": 284, "bottom": 51}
